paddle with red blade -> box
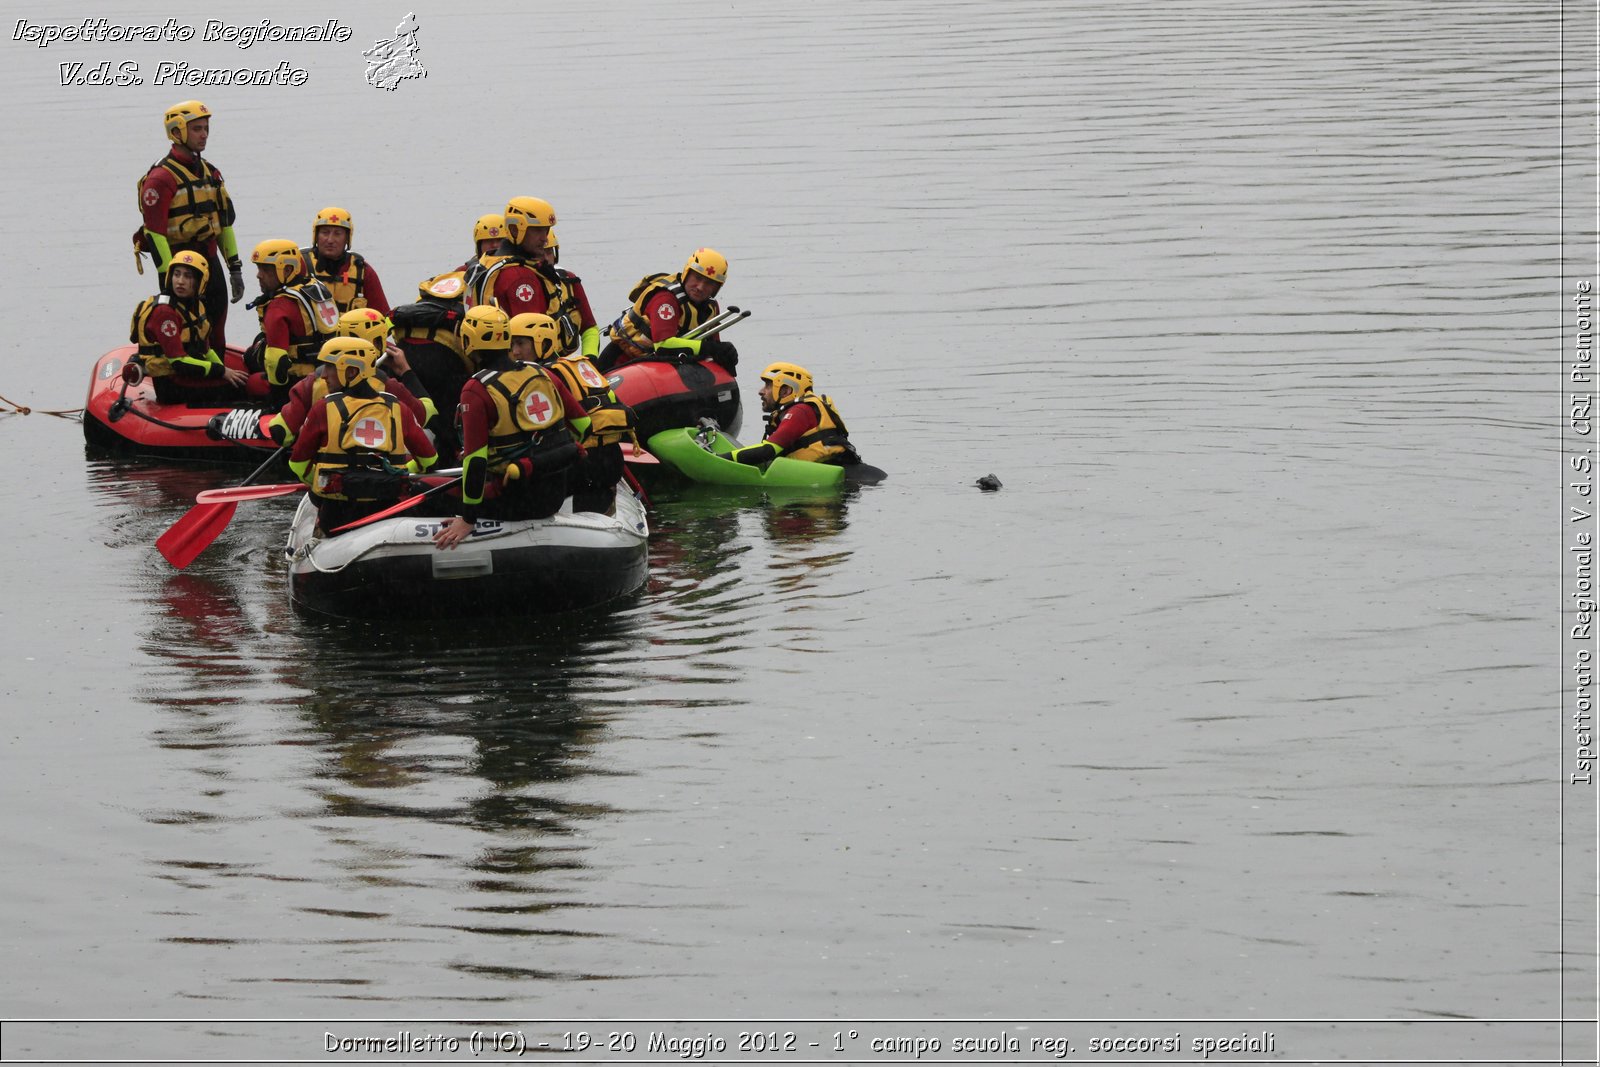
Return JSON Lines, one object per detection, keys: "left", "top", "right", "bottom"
{"left": 622, "top": 441, "right": 659, "bottom": 466}
{"left": 156, "top": 445, "right": 290, "bottom": 569}
{"left": 195, "top": 483, "right": 306, "bottom": 504}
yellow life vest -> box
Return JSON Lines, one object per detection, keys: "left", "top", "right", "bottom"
{"left": 543, "top": 267, "right": 583, "bottom": 356}
{"left": 547, "top": 356, "right": 635, "bottom": 447}
{"left": 305, "top": 248, "right": 373, "bottom": 313}
{"left": 273, "top": 278, "right": 341, "bottom": 379}
{"left": 128, "top": 294, "right": 213, "bottom": 377}
{"left": 608, "top": 272, "right": 719, "bottom": 353}
{"left": 311, "top": 391, "right": 409, "bottom": 500}
{"left": 138, "top": 152, "right": 231, "bottom": 246}
{"left": 308, "top": 369, "right": 405, "bottom": 409}
{"left": 474, "top": 362, "right": 566, "bottom": 473}
{"left": 466, "top": 256, "right": 580, "bottom": 351}
{"left": 463, "top": 254, "right": 513, "bottom": 308}
{"left": 769, "top": 393, "right": 854, "bottom": 463}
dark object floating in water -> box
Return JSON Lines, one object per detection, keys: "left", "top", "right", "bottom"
{"left": 976, "top": 474, "right": 1002, "bottom": 491}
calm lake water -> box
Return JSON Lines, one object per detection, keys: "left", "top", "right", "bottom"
{"left": 0, "top": 1, "right": 1593, "bottom": 1063}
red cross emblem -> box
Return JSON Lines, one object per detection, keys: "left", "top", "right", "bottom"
{"left": 159, "top": 320, "right": 178, "bottom": 338}
{"left": 578, "top": 362, "right": 606, "bottom": 389}
{"left": 515, "top": 283, "right": 536, "bottom": 304}
{"left": 656, "top": 303, "right": 675, "bottom": 321}
{"left": 142, "top": 187, "right": 158, "bottom": 208}
{"left": 431, "top": 276, "right": 462, "bottom": 296}
{"left": 523, "top": 391, "right": 553, "bottom": 423}
{"left": 352, "top": 418, "right": 388, "bottom": 448}
{"left": 316, "top": 299, "right": 339, "bottom": 329}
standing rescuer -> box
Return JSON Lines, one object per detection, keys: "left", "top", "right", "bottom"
{"left": 135, "top": 100, "right": 244, "bottom": 353}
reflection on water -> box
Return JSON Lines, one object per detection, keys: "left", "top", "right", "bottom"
{"left": 102, "top": 456, "right": 868, "bottom": 999}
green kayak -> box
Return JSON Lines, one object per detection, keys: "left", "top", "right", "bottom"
{"left": 645, "top": 427, "right": 847, "bottom": 488}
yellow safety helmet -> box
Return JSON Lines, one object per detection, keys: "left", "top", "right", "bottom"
{"left": 545, "top": 231, "right": 560, "bottom": 264}
{"left": 504, "top": 196, "right": 557, "bottom": 246}
{"left": 684, "top": 247, "right": 728, "bottom": 286}
{"left": 251, "top": 239, "right": 308, "bottom": 286}
{"left": 163, "top": 100, "right": 211, "bottom": 144}
{"left": 473, "top": 213, "right": 507, "bottom": 245}
{"left": 320, "top": 337, "right": 380, "bottom": 385}
{"left": 508, "top": 313, "right": 562, "bottom": 364}
{"left": 165, "top": 249, "right": 211, "bottom": 292}
{"left": 335, "top": 307, "right": 391, "bottom": 350}
{"left": 459, "top": 304, "right": 512, "bottom": 357}
{"left": 312, "top": 206, "right": 354, "bottom": 247}
{"left": 760, "top": 362, "right": 813, "bottom": 404}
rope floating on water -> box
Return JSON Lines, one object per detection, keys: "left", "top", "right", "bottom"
{"left": 0, "top": 392, "right": 82, "bottom": 419}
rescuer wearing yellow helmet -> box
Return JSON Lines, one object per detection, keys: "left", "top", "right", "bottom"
{"left": 598, "top": 247, "right": 737, "bottom": 373}
{"left": 726, "top": 362, "right": 859, "bottom": 467}
{"left": 265, "top": 309, "right": 433, "bottom": 448}
{"left": 287, "top": 336, "right": 438, "bottom": 535}
{"left": 128, "top": 249, "right": 250, "bottom": 401}
{"left": 512, "top": 309, "right": 637, "bottom": 514}
{"left": 432, "top": 306, "right": 593, "bottom": 550}
{"left": 303, "top": 206, "right": 392, "bottom": 316}
{"left": 135, "top": 100, "right": 244, "bottom": 354}
{"left": 468, "top": 213, "right": 507, "bottom": 264}
{"left": 458, "top": 196, "right": 598, "bottom": 360}
{"left": 246, "top": 238, "right": 341, "bottom": 409}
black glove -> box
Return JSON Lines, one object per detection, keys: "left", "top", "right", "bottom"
{"left": 699, "top": 338, "right": 737, "bottom": 372}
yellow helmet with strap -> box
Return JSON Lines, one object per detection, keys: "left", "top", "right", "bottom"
{"left": 251, "top": 239, "right": 308, "bottom": 286}
{"left": 163, "top": 100, "right": 210, "bottom": 144}
{"left": 760, "top": 361, "right": 813, "bottom": 404}
{"left": 504, "top": 197, "right": 556, "bottom": 246}
{"left": 460, "top": 304, "right": 512, "bottom": 358}
{"left": 508, "top": 313, "right": 562, "bottom": 364}
{"left": 684, "top": 247, "right": 728, "bottom": 286}
{"left": 166, "top": 249, "right": 210, "bottom": 292}
{"left": 312, "top": 206, "right": 354, "bottom": 247}
{"left": 320, "top": 337, "right": 380, "bottom": 385}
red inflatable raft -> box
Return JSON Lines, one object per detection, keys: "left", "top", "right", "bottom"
{"left": 82, "top": 346, "right": 275, "bottom": 458}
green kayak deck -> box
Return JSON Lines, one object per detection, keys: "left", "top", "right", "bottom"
{"left": 644, "top": 428, "right": 847, "bottom": 488}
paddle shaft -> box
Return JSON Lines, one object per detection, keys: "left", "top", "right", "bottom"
{"left": 683, "top": 307, "right": 750, "bottom": 340}
{"left": 240, "top": 444, "right": 289, "bottom": 485}
{"left": 326, "top": 442, "right": 574, "bottom": 534}
{"left": 326, "top": 475, "right": 459, "bottom": 533}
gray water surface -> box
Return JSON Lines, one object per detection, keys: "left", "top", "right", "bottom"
{"left": 0, "top": 2, "right": 1592, "bottom": 1062}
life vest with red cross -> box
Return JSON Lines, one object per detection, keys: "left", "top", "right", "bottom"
{"left": 268, "top": 277, "right": 341, "bottom": 380}
{"left": 546, "top": 356, "right": 635, "bottom": 447}
{"left": 473, "top": 361, "right": 566, "bottom": 474}
{"left": 311, "top": 390, "right": 410, "bottom": 500}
